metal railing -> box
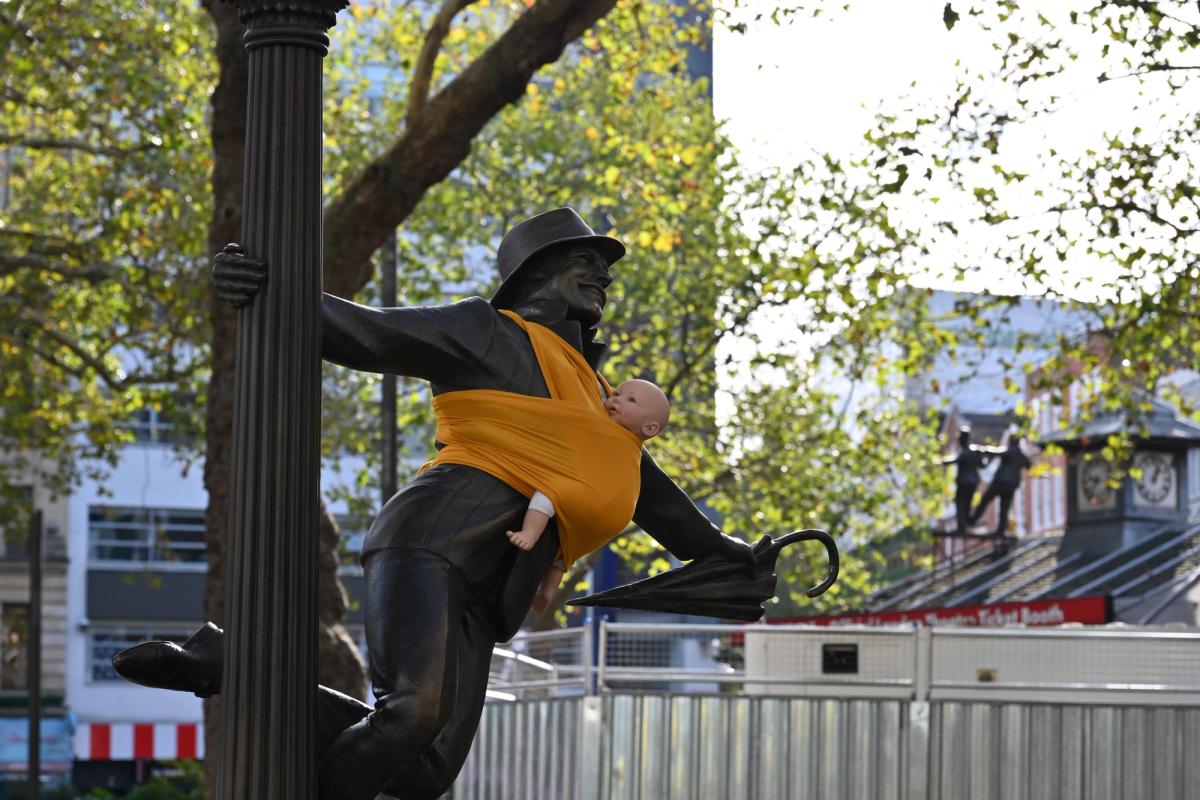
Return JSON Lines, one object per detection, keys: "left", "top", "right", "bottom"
{"left": 490, "top": 621, "right": 1200, "bottom": 706}
{"left": 488, "top": 627, "right": 591, "bottom": 699}
{"left": 460, "top": 622, "right": 1200, "bottom": 799}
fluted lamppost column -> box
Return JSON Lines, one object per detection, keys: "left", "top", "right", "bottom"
{"left": 221, "top": 2, "right": 346, "bottom": 798}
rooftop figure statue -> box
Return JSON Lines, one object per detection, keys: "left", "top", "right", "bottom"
{"left": 939, "top": 426, "right": 993, "bottom": 535}
{"left": 971, "top": 435, "right": 1033, "bottom": 538}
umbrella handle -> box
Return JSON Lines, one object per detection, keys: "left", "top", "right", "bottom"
{"left": 764, "top": 529, "right": 840, "bottom": 598}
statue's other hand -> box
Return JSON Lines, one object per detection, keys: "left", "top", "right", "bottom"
{"left": 716, "top": 533, "right": 758, "bottom": 574}
{"left": 212, "top": 243, "right": 267, "bottom": 308}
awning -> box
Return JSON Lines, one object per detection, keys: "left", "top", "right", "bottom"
{"left": 74, "top": 722, "right": 203, "bottom": 761}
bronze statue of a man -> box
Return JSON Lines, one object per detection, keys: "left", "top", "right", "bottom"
{"left": 116, "top": 208, "right": 755, "bottom": 800}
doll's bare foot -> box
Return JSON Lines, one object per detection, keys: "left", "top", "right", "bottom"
{"left": 506, "top": 529, "right": 540, "bottom": 551}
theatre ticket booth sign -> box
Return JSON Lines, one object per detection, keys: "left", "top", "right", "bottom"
{"left": 785, "top": 595, "right": 1112, "bottom": 628}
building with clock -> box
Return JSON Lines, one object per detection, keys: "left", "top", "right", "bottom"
{"left": 1044, "top": 395, "right": 1200, "bottom": 557}
{"left": 849, "top": 395, "right": 1200, "bottom": 627}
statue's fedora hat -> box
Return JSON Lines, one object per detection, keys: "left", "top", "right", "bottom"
{"left": 491, "top": 208, "right": 625, "bottom": 308}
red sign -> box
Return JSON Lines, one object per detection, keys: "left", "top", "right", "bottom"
{"left": 776, "top": 595, "right": 1111, "bottom": 628}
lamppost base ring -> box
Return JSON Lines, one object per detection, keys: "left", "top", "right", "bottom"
{"left": 243, "top": 25, "right": 331, "bottom": 54}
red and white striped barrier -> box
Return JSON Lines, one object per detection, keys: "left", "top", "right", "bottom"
{"left": 75, "top": 722, "right": 204, "bottom": 761}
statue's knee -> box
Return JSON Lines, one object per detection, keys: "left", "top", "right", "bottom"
{"left": 372, "top": 690, "right": 450, "bottom": 745}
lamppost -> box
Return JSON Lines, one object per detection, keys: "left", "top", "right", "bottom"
{"left": 220, "top": 2, "right": 346, "bottom": 797}
{"left": 380, "top": 231, "right": 398, "bottom": 505}
{"left": 27, "top": 510, "right": 42, "bottom": 800}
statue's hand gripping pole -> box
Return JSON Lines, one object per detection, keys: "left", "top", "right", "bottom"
{"left": 212, "top": 243, "right": 268, "bottom": 309}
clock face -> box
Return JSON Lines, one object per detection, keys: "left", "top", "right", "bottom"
{"left": 1078, "top": 456, "right": 1116, "bottom": 509}
{"left": 1132, "top": 450, "right": 1176, "bottom": 508}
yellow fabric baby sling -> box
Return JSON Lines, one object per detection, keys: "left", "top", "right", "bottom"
{"left": 419, "top": 310, "right": 643, "bottom": 569}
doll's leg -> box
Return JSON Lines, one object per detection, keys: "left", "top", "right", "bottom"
{"left": 531, "top": 562, "right": 564, "bottom": 614}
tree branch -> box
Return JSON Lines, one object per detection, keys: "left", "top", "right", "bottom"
{"left": 1098, "top": 1, "right": 1200, "bottom": 34}
{"left": 662, "top": 293, "right": 796, "bottom": 398}
{"left": 0, "top": 253, "right": 114, "bottom": 282}
{"left": 5, "top": 303, "right": 204, "bottom": 391}
{"left": 1107, "top": 199, "right": 1195, "bottom": 235}
{"left": 322, "top": 0, "right": 618, "bottom": 299}
{"left": 0, "top": 134, "right": 156, "bottom": 157}
{"left": 9, "top": 313, "right": 124, "bottom": 388}
{"left": 406, "top": 0, "right": 481, "bottom": 129}
{"left": 1101, "top": 63, "right": 1200, "bottom": 82}
{"left": 0, "top": 12, "right": 83, "bottom": 76}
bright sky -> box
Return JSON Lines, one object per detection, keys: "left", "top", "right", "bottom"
{"left": 713, "top": 2, "right": 979, "bottom": 165}
{"left": 711, "top": 1, "right": 1200, "bottom": 301}
{"left": 707, "top": 1, "right": 1200, "bottom": 417}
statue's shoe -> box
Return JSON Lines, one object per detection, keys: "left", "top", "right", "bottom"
{"left": 112, "top": 621, "right": 224, "bottom": 698}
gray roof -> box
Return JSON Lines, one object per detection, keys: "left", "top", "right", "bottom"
{"left": 1041, "top": 394, "right": 1200, "bottom": 447}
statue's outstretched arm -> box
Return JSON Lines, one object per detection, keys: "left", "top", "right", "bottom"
{"left": 321, "top": 294, "right": 495, "bottom": 380}
{"left": 633, "top": 449, "right": 756, "bottom": 568}
{"left": 212, "top": 243, "right": 494, "bottom": 381}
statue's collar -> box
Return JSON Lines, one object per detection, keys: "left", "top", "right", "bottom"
{"left": 509, "top": 298, "right": 608, "bottom": 369}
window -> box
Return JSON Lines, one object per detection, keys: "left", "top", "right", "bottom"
{"left": 88, "top": 506, "right": 206, "bottom": 566}
{"left": 1, "top": 604, "right": 29, "bottom": 691}
{"left": 89, "top": 627, "right": 193, "bottom": 683}
{"left": 124, "top": 406, "right": 177, "bottom": 444}
{"left": 0, "top": 485, "right": 33, "bottom": 558}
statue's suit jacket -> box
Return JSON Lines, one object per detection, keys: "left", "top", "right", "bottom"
{"left": 322, "top": 293, "right": 732, "bottom": 640}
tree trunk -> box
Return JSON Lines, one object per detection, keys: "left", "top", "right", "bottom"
{"left": 199, "top": 3, "right": 246, "bottom": 794}
{"left": 318, "top": 501, "right": 367, "bottom": 699}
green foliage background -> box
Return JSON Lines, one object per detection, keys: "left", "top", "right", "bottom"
{"left": 27, "top": 0, "right": 1188, "bottom": 620}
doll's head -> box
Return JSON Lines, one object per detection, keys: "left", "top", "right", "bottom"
{"left": 604, "top": 379, "right": 670, "bottom": 441}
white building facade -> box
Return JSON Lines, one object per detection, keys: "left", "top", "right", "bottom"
{"left": 63, "top": 436, "right": 368, "bottom": 792}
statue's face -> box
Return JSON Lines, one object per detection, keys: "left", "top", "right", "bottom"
{"left": 538, "top": 245, "right": 613, "bottom": 327}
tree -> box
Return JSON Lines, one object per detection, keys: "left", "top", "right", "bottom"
{"left": 928, "top": 1, "right": 1200, "bottom": 447}
{"left": 0, "top": 0, "right": 212, "bottom": 498}
{"left": 905, "top": 1, "right": 1200, "bottom": 487}
{"left": 719, "top": 0, "right": 1200, "bottom": 492}
{"left": 316, "top": 3, "right": 956, "bottom": 621}
{"left": 5, "top": 1, "right": 963, "bottom": 791}
{"left": 4, "top": 0, "right": 633, "bottom": 789}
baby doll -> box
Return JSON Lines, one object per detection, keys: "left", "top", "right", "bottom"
{"left": 506, "top": 379, "right": 671, "bottom": 613}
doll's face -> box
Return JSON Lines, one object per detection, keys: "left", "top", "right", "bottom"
{"left": 604, "top": 379, "right": 670, "bottom": 440}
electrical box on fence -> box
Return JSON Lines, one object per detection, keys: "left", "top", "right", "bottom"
{"left": 743, "top": 626, "right": 916, "bottom": 699}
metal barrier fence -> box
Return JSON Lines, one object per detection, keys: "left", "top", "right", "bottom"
{"left": 447, "top": 623, "right": 1200, "bottom": 799}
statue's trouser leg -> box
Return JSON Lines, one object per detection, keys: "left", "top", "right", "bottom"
{"left": 380, "top": 602, "right": 496, "bottom": 799}
{"left": 970, "top": 484, "right": 1000, "bottom": 524}
{"left": 995, "top": 488, "right": 1015, "bottom": 535}
{"left": 315, "top": 686, "right": 372, "bottom": 756}
{"left": 317, "top": 549, "right": 471, "bottom": 800}
{"left": 954, "top": 484, "right": 975, "bottom": 531}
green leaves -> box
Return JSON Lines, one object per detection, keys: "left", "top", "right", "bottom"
{"left": 0, "top": 0, "right": 213, "bottom": 496}
{"left": 943, "top": 3, "right": 960, "bottom": 32}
